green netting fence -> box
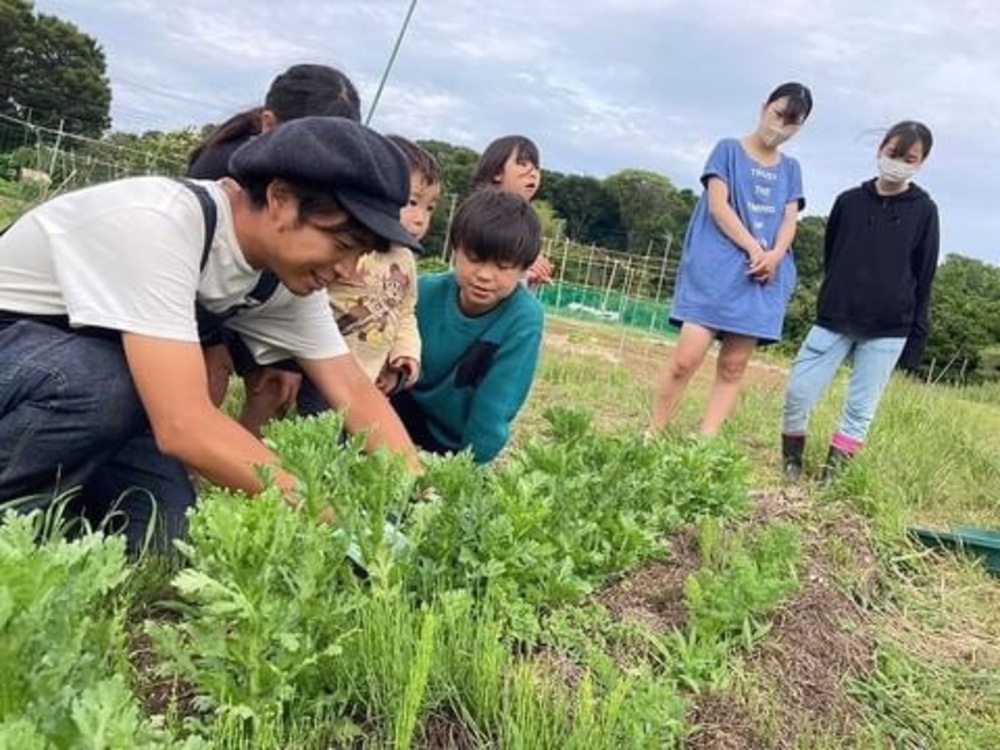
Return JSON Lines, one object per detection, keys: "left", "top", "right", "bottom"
{"left": 536, "top": 281, "right": 677, "bottom": 339}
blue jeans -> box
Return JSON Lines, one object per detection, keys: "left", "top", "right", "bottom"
{"left": 0, "top": 321, "right": 195, "bottom": 553}
{"left": 782, "top": 325, "right": 906, "bottom": 446}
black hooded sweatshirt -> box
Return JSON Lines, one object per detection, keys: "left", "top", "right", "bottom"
{"left": 815, "top": 179, "right": 939, "bottom": 366}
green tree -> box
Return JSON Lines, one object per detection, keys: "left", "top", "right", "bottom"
{"left": 101, "top": 128, "right": 202, "bottom": 174}
{"left": 418, "top": 139, "right": 479, "bottom": 255}
{"left": 531, "top": 199, "right": 565, "bottom": 240}
{"left": 790, "top": 215, "right": 825, "bottom": 288}
{"left": 0, "top": 1, "right": 33, "bottom": 79}
{"left": 924, "top": 255, "right": 1000, "bottom": 380}
{"left": 603, "top": 168, "right": 677, "bottom": 254}
{"left": 0, "top": 0, "right": 111, "bottom": 137}
{"left": 418, "top": 139, "right": 478, "bottom": 197}
{"left": 662, "top": 187, "right": 698, "bottom": 241}
{"left": 540, "top": 173, "right": 625, "bottom": 250}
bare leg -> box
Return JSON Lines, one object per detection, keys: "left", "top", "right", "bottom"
{"left": 699, "top": 333, "right": 757, "bottom": 436}
{"left": 203, "top": 343, "right": 234, "bottom": 408}
{"left": 648, "top": 323, "right": 716, "bottom": 434}
{"left": 238, "top": 371, "right": 292, "bottom": 438}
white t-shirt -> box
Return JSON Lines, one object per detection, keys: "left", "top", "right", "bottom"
{"left": 0, "top": 176, "right": 346, "bottom": 364}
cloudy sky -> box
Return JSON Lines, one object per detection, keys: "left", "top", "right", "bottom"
{"left": 36, "top": 0, "right": 1000, "bottom": 265}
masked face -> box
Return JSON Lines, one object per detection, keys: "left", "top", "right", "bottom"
{"left": 757, "top": 97, "right": 803, "bottom": 148}
{"left": 876, "top": 136, "right": 925, "bottom": 185}
{"left": 760, "top": 121, "right": 800, "bottom": 148}
{"left": 877, "top": 155, "right": 919, "bottom": 184}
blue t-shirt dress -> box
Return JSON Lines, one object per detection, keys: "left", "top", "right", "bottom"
{"left": 670, "top": 138, "right": 804, "bottom": 343}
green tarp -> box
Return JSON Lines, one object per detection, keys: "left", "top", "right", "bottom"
{"left": 536, "top": 281, "right": 677, "bottom": 338}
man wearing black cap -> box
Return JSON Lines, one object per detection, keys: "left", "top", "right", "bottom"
{"left": 0, "top": 117, "right": 421, "bottom": 552}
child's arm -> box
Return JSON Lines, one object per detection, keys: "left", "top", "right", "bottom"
{"left": 772, "top": 201, "right": 800, "bottom": 257}
{"left": 388, "top": 256, "right": 421, "bottom": 386}
{"left": 699, "top": 141, "right": 761, "bottom": 259}
{"left": 525, "top": 254, "right": 555, "bottom": 287}
{"left": 897, "top": 206, "right": 940, "bottom": 372}
{"left": 755, "top": 200, "right": 801, "bottom": 282}
{"left": 706, "top": 178, "right": 765, "bottom": 259}
{"left": 462, "top": 317, "right": 543, "bottom": 463}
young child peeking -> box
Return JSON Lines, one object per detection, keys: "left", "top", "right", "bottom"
{"left": 294, "top": 135, "right": 441, "bottom": 417}
{"left": 391, "top": 188, "right": 544, "bottom": 463}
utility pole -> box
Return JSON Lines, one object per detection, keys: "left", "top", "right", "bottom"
{"left": 47, "top": 118, "right": 65, "bottom": 180}
{"left": 440, "top": 192, "right": 459, "bottom": 262}
{"left": 649, "top": 231, "right": 674, "bottom": 333}
{"left": 653, "top": 231, "right": 674, "bottom": 304}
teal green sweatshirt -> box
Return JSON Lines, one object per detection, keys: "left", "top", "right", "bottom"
{"left": 411, "top": 272, "right": 543, "bottom": 463}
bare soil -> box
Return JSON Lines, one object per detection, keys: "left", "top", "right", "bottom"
{"left": 592, "top": 485, "right": 880, "bottom": 749}
{"left": 598, "top": 531, "right": 700, "bottom": 634}
{"left": 419, "top": 709, "right": 480, "bottom": 750}
{"left": 127, "top": 611, "right": 198, "bottom": 722}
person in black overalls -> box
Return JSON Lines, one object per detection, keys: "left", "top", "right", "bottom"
{"left": 0, "top": 117, "right": 422, "bottom": 554}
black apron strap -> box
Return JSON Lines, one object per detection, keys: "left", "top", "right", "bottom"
{"left": 1, "top": 178, "right": 222, "bottom": 343}
{"left": 247, "top": 269, "right": 280, "bottom": 305}
{"left": 171, "top": 177, "right": 218, "bottom": 270}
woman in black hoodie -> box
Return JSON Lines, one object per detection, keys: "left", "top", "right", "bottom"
{"left": 781, "top": 121, "right": 939, "bottom": 480}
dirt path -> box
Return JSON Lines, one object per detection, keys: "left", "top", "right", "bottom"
{"left": 543, "top": 317, "right": 789, "bottom": 391}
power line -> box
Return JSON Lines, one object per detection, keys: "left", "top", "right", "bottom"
{"left": 366, "top": 0, "right": 419, "bottom": 126}
{"left": 111, "top": 76, "right": 241, "bottom": 114}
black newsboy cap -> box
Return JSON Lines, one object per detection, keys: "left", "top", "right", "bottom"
{"left": 229, "top": 116, "right": 421, "bottom": 252}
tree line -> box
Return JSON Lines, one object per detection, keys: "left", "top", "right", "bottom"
{"left": 1, "top": 0, "right": 111, "bottom": 137}
{"left": 1, "top": 0, "right": 998, "bottom": 382}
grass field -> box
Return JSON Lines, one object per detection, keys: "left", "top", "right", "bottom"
{"left": 0, "top": 193, "right": 24, "bottom": 227}
{"left": 521, "top": 318, "right": 1000, "bottom": 747}
{"left": 1, "top": 267, "right": 999, "bottom": 745}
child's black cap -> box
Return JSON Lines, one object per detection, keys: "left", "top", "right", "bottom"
{"left": 229, "top": 116, "right": 421, "bottom": 252}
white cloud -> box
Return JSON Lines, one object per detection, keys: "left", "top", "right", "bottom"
{"left": 161, "top": 7, "right": 313, "bottom": 67}
{"left": 31, "top": 0, "right": 1000, "bottom": 263}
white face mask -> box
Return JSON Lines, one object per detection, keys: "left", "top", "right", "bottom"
{"left": 877, "top": 155, "right": 919, "bottom": 184}
{"left": 760, "top": 121, "right": 799, "bottom": 148}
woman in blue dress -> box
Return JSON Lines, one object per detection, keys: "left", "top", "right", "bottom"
{"left": 648, "top": 82, "right": 813, "bottom": 437}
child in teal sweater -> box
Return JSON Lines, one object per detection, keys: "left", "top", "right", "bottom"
{"left": 391, "top": 188, "right": 543, "bottom": 463}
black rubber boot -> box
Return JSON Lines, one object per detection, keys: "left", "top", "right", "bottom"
{"left": 781, "top": 434, "right": 806, "bottom": 481}
{"left": 821, "top": 445, "right": 852, "bottom": 484}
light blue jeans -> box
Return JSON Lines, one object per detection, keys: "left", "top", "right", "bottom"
{"left": 782, "top": 325, "right": 906, "bottom": 448}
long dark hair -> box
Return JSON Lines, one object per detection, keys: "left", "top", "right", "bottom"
{"left": 470, "top": 135, "right": 540, "bottom": 190}
{"left": 187, "top": 107, "right": 265, "bottom": 168}
{"left": 880, "top": 121, "right": 933, "bottom": 161}
{"left": 188, "top": 64, "right": 361, "bottom": 168}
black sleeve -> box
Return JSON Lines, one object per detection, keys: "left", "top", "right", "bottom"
{"left": 898, "top": 332, "right": 927, "bottom": 373}
{"left": 910, "top": 203, "right": 941, "bottom": 340}
{"left": 822, "top": 194, "right": 844, "bottom": 269}
{"left": 898, "top": 203, "right": 941, "bottom": 372}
